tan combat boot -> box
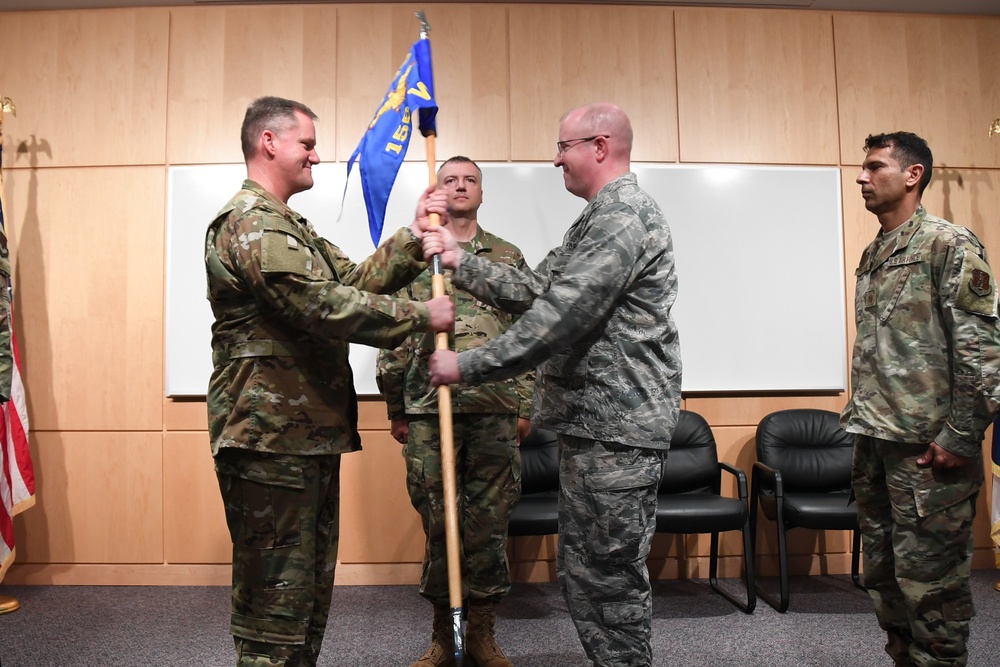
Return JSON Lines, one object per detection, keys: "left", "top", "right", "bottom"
{"left": 411, "top": 605, "right": 456, "bottom": 667}
{"left": 466, "top": 601, "right": 513, "bottom": 667}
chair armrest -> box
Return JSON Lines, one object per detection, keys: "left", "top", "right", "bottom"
{"left": 752, "top": 461, "right": 783, "bottom": 498}
{"left": 718, "top": 462, "right": 748, "bottom": 500}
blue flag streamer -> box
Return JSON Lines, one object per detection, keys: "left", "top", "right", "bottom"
{"left": 347, "top": 38, "right": 437, "bottom": 246}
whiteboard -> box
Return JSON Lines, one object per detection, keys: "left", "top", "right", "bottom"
{"left": 166, "top": 162, "right": 846, "bottom": 396}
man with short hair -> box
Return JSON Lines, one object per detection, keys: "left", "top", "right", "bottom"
{"left": 424, "top": 103, "right": 682, "bottom": 667}
{"left": 377, "top": 155, "right": 533, "bottom": 667}
{"left": 842, "top": 131, "right": 1000, "bottom": 666}
{"left": 205, "top": 95, "right": 455, "bottom": 666}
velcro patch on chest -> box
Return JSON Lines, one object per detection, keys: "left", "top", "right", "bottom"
{"left": 955, "top": 251, "right": 998, "bottom": 317}
{"left": 261, "top": 231, "right": 313, "bottom": 276}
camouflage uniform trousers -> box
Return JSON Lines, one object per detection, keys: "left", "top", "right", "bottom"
{"left": 852, "top": 435, "right": 983, "bottom": 667}
{"left": 215, "top": 449, "right": 342, "bottom": 667}
{"left": 556, "top": 434, "right": 666, "bottom": 667}
{"left": 406, "top": 413, "right": 521, "bottom": 603}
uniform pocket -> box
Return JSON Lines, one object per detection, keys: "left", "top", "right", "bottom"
{"left": 584, "top": 463, "right": 661, "bottom": 563}
{"left": 216, "top": 456, "right": 307, "bottom": 550}
{"left": 912, "top": 475, "right": 978, "bottom": 521}
{"left": 602, "top": 599, "right": 645, "bottom": 626}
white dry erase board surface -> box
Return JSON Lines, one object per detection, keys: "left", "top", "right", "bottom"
{"left": 166, "top": 162, "right": 846, "bottom": 397}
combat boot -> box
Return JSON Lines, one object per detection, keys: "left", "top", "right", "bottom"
{"left": 886, "top": 629, "right": 916, "bottom": 667}
{"left": 466, "top": 601, "right": 513, "bottom": 667}
{"left": 411, "top": 605, "right": 455, "bottom": 667}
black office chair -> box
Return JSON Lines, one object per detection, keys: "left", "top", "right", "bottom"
{"left": 508, "top": 427, "right": 559, "bottom": 537}
{"left": 656, "top": 409, "right": 755, "bottom": 612}
{"left": 750, "top": 408, "right": 863, "bottom": 612}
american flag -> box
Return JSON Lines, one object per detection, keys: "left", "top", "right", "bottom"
{"left": 0, "top": 139, "right": 34, "bottom": 583}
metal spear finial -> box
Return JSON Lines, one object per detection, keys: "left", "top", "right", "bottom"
{"left": 416, "top": 9, "right": 431, "bottom": 39}
{"left": 0, "top": 96, "right": 14, "bottom": 138}
{"left": 990, "top": 118, "right": 1000, "bottom": 138}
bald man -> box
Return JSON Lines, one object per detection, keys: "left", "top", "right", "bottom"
{"left": 424, "top": 103, "right": 682, "bottom": 667}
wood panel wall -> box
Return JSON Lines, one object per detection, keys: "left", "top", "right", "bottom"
{"left": 1, "top": 3, "right": 999, "bottom": 586}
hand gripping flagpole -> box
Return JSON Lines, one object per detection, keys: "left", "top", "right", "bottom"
{"left": 416, "top": 10, "right": 465, "bottom": 664}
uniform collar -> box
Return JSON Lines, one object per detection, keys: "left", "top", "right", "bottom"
{"left": 859, "top": 205, "right": 927, "bottom": 273}
{"left": 460, "top": 223, "right": 493, "bottom": 255}
{"left": 242, "top": 179, "right": 316, "bottom": 235}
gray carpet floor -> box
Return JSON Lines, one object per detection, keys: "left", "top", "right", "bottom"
{"left": 2, "top": 570, "right": 999, "bottom": 666}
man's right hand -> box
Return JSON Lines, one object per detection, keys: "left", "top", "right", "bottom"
{"left": 916, "top": 442, "right": 971, "bottom": 470}
{"left": 426, "top": 295, "right": 455, "bottom": 333}
{"left": 411, "top": 187, "right": 449, "bottom": 239}
{"left": 390, "top": 419, "right": 409, "bottom": 444}
{"left": 421, "top": 227, "right": 463, "bottom": 270}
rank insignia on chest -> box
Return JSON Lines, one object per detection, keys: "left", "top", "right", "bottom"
{"left": 863, "top": 289, "right": 876, "bottom": 308}
{"left": 970, "top": 268, "right": 993, "bottom": 297}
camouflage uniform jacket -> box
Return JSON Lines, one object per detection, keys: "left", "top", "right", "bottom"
{"left": 376, "top": 225, "right": 534, "bottom": 420}
{"left": 841, "top": 205, "right": 1000, "bottom": 458}
{"left": 0, "top": 225, "right": 12, "bottom": 401}
{"left": 453, "top": 173, "right": 682, "bottom": 450}
{"left": 205, "top": 179, "right": 432, "bottom": 457}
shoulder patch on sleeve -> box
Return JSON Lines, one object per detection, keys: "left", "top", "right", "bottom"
{"left": 955, "top": 251, "right": 999, "bottom": 318}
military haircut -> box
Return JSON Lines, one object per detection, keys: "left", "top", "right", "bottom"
{"left": 241, "top": 96, "right": 319, "bottom": 161}
{"left": 562, "top": 103, "right": 634, "bottom": 154}
{"left": 439, "top": 155, "right": 483, "bottom": 184}
{"left": 864, "top": 131, "right": 934, "bottom": 195}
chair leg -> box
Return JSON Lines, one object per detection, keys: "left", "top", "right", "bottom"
{"left": 708, "top": 531, "right": 754, "bottom": 613}
{"left": 753, "top": 502, "right": 791, "bottom": 613}
{"left": 742, "top": 520, "right": 756, "bottom": 612}
{"left": 749, "top": 485, "right": 760, "bottom": 584}
{"left": 775, "top": 512, "right": 790, "bottom": 613}
{"left": 851, "top": 529, "right": 864, "bottom": 590}
{"left": 750, "top": 490, "right": 774, "bottom": 612}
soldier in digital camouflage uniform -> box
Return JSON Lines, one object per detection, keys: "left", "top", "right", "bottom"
{"left": 425, "top": 103, "right": 682, "bottom": 667}
{"left": 205, "top": 96, "right": 455, "bottom": 667}
{"left": 376, "top": 156, "right": 534, "bottom": 667}
{"left": 841, "top": 132, "right": 1000, "bottom": 667}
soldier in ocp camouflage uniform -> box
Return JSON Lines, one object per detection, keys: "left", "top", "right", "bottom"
{"left": 841, "top": 132, "right": 1000, "bottom": 667}
{"left": 425, "top": 104, "right": 682, "bottom": 667}
{"left": 377, "top": 156, "right": 534, "bottom": 667}
{"left": 205, "top": 96, "right": 455, "bottom": 667}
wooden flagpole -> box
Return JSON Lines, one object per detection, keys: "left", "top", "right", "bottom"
{"left": 417, "top": 10, "right": 465, "bottom": 663}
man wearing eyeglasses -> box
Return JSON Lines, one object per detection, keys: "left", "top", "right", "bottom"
{"left": 424, "top": 102, "right": 682, "bottom": 667}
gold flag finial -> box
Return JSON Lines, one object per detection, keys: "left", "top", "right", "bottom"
{"left": 990, "top": 118, "right": 1000, "bottom": 138}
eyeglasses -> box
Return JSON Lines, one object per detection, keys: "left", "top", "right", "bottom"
{"left": 555, "top": 135, "right": 609, "bottom": 156}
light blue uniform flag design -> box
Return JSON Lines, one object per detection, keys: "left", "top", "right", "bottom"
{"left": 347, "top": 38, "right": 437, "bottom": 246}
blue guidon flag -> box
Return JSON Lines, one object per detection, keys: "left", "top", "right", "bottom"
{"left": 347, "top": 38, "right": 437, "bottom": 246}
